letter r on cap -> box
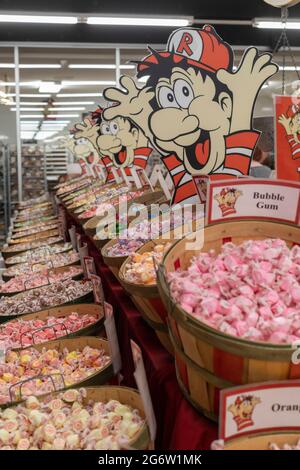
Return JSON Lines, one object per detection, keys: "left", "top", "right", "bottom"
{"left": 177, "top": 32, "right": 193, "bottom": 56}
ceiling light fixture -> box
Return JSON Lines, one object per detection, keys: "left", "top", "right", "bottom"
{"left": 0, "top": 63, "right": 61, "bottom": 69}
{"left": 56, "top": 93, "right": 102, "bottom": 97}
{"left": 48, "top": 107, "right": 85, "bottom": 111}
{"left": 46, "top": 114, "right": 80, "bottom": 118}
{"left": 61, "top": 80, "right": 115, "bottom": 86}
{"left": 68, "top": 64, "right": 135, "bottom": 69}
{"left": 39, "top": 81, "right": 62, "bottom": 93}
{"left": 0, "top": 14, "right": 77, "bottom": 24}
{"left": 11, "top": 107, "right": 46, "bottom": 111}
{"left": 86, "top": 16, "right": 190, "bottom": 27}
{"left": 278, "top": 65, "right": 300, "bottom": 70}
{"left": 253, "top": 18, "right": 300, "bottom": 29}
{"left": 52, "top": 101, "right": 95, "bottom": 105}
{"left": 7, "top": 93, "right": 51, "bottom": 98}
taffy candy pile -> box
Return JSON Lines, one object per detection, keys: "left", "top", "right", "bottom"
{"left": 2, "top": 237, "right": 63, "bottom": 254}
{"left": 0, "top": 311, "right": 97, "bottom": 349}
{"left": 0, "top": 279, "right": 92, "bottom": 317}
{"left": 0, "top": 346, "right": 110, "bottom": 406}
{"left": 6, "top": 243, "right": 72, "bottom": 265}
{"left": 0, "top": 266, "right": 83, "bottom": 294}
{"left": 12, "top": 223, "right": 58, "bottom": 239}
{"left": 168, "top": 239, "right": 300, "bottom": 344}
{"left": 4, "top": 251, "right": 79, "bottom": 277}
{"left": 106, "top": 238, "right": 146, "bottom": 257}
{"left": 10, "top": 229, "right": 59, "bottom": 245}
{"left": 0, "top": 388, "right": 143, "bottom": 450}
{"left": 124, "top": 243, "right": 171, "bottom": 285}
{"left": 15, "top": 215, "right": 56, "bottom": 229}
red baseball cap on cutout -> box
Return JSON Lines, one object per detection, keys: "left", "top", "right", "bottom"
{"left": 138, "top": 25, "right": 233, "bottom": 75}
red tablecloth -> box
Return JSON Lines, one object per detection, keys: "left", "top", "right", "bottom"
{"left": 66, "top": 211, "right": 217, "bottom": 450}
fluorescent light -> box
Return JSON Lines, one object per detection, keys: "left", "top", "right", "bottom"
{"left": 11, "top": 107, "right": 46, "bottom": 111}
{"left": 20, "top": 119, "right": 70, "bottom": 124}
{"left": 279, "top": 65, "right": 300, "bottom": 71}
{"left": 7, "top": 93, "right": 51, "bottom": 98}
{"left": 68, "top": 64, "right": 135, "bottom": 69}
{"left": 56, "top": 93, "right": 102, "bottom": 97}
{"left": 20, "top": 114, "right": 44, "bottom": 118}
{"left": 35, "top": 131, "right": 59, "bottom": 140}
{"left": 19, "top": 102, "right": 45, "bottom": 105}
{"left": 46, "top": 114, "right": 80, "bottom": 118}
{"left": 44, "top": 120, "right": 70, "bottom": 124}
{"left": 0, "top": 81, "right": 41, "bottom": 87}
{"left": 21, "top": 131, "right": 35, "bottom": 139}
{"left": 0, "top": 63, "right": 61, "bottom": 69}
{"left": 39, "top": 81, "right": 62, "bottom": 93}
{"left": 48, "top": 107, "right": 85, "bottom": 111}
{"left": 0, "top": 15, "right": 77, "bottom": 24}
{"left": 62, "top": 80, "right": 115, "bottom": 86}
{"left": 253, "top": 18, "right": 300, "bottom": 29}
{"left": 87, "top": 16, "right": 190, "bottom": 27}
{"left": 52, "top": 101, "right": 95, "bottom": 105}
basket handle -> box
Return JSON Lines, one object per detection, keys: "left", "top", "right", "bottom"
{"left": 19, "top": 321, "right": 69, "bottom": 347}
{"left": 8, "top": 373, "right": 66, "bottom": 403}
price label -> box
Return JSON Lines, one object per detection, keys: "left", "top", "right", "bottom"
{"left": 79, "top": 244, "right": 88, "bottom": 274}
{"left": 90, "top": 274, "right": 104, "bottom": 305}
{"left": 84, "top": 256, "right": 96, "bottom": 279}
{"left": 76, "top": 233, "right": 82, "bottom": 252}
{"left": 130, "top": 340, "right": 157, "bottom": 442}
{"left": 220, "top": 380, "right": 300, "bottom": 443}
{"left": 104, "top": 302, "right": 122, "bottom": 374}
{"left": 68, "top": 225, "right": 77, "bottom": 250}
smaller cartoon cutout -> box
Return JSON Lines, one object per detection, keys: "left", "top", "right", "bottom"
{"left": 228, "top": 395, "right": 261, "bottom": 431}
{"left": 214, "top": 187, "right": 243, "bottom": 217}
{"left": 278, "top": 103, "right": 300, "bottom": 161}
{"left": 75, "top": 107, "right": 152, "bottom": 183}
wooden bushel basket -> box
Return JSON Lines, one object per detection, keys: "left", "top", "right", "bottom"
{"left": 0, "top": 281, "right": 94, "bottom": 323}
{"left": 5, "top": 244, "right": 72, "bottom": 266}
{"left": 2, "top": 256, "right": 81, "bottom": 281}
{"left": 0, "top": 265, "right": 83, "bottom": 296}
{"left": 1, "top": 238, "right": 64, "bottom": 259}
{"left": 119, "top": 239, "right": 173, "bottom": 355}
{"left": 3, "top": 386, "right": 151, "bottom": 449}
{"left": 157, "top": 220, "right": 300, "bottom": 421}
{"left": 12, "top": 218, "right": 59, "bottom": 234}
{"left": 2, "top": 336, "right": 114, "bottom": 408}
{"left": 101, "top": 239, "right": 127, "bottom": 280}
{"left": 8, "top": 228, "right": 59, "bottom": 245}
{"left": 0, "top": 303, "right": 104, "bottom": 344}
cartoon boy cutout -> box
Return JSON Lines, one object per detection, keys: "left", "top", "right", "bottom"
{"left": 103, "top": 25, "right": 278, "bottom": 205}
{"left": 278, "top": 103, "right": 300, "bottom": 160}
{"left": 74, "top": 108, "right": 152, "bottom": 183}
{"left": 65, "top": 133, "right": 101, "bottom": 175}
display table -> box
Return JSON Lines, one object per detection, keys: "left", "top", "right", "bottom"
{"left": 65, "top": 209, "right": 217, "bottom": 450}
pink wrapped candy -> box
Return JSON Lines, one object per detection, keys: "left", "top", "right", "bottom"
{"left": 168, "top": 238, "right": 300, "bottom": 344}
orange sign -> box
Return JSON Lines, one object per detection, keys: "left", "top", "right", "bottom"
{"left": 275, "top": 95, "right": 300, "bottom": 182}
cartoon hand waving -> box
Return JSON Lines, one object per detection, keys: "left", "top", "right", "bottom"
{"left": 103, "top": 76, "right": 154, "bottom": 141}
{"left": 74, "top": 117, "right": 100, "bottom": 154}
{"left": 278, "top": 113, "right": 292, "bottom": 134}
{"left": 217, "top": 47, "right": 278, "bottom": 133}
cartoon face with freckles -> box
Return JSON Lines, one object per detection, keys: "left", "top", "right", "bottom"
{"left": 97, "top": 117, "right": 140, "bottom": 167}
{"left": 150, "top": 65, "right": 232, "bottom": 175}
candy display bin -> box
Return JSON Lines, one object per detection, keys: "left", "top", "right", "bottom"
{"left": 3, "top": 336, "right": 114, "bottom": 408}
{"left": 119, "top": 238, "right": 174, "bottom": 355}
{"left": 157, "top": 220, "right": 300, "bottom": 421}
{"left": 3, "top": 386, "right": 152, "bottom": 449}
{"left": 0, "top": 303, "right": 105, "bottom": 343}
